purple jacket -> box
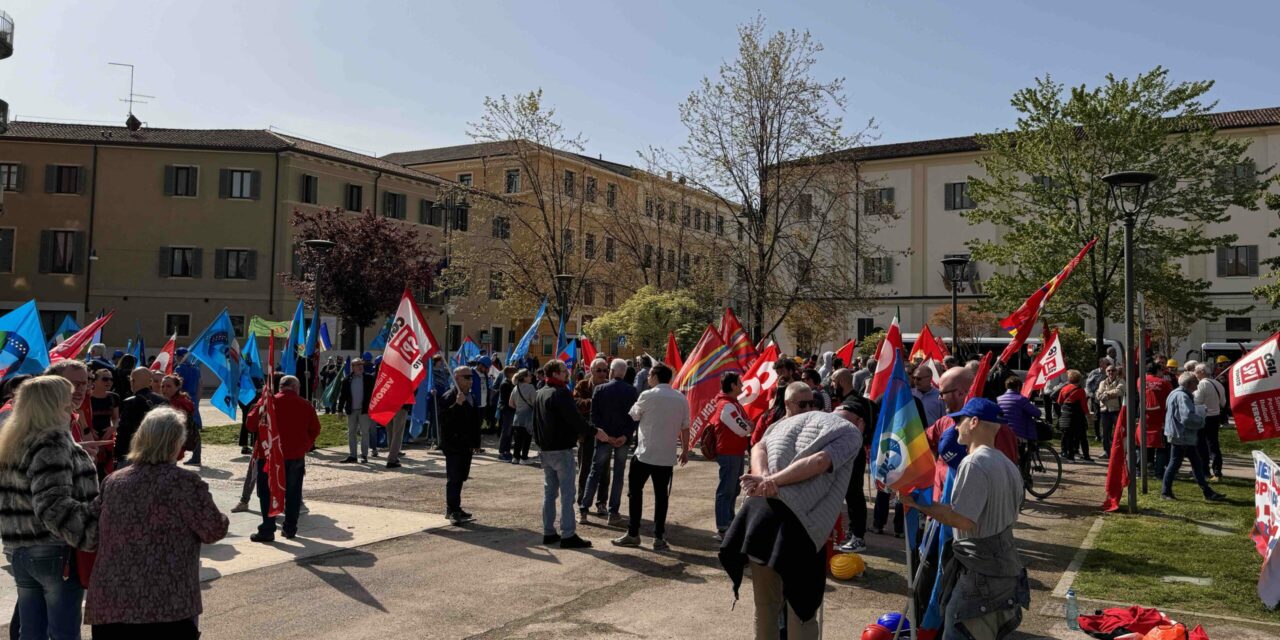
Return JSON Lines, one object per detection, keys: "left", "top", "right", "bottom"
{"left": 997, "top": 390, "right": 1042, "bottom": 441}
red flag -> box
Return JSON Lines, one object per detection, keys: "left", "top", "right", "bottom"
{"left": 258, "top": 336, "right": 286, "bottom": 518}
{"left": 909, "top": 325, "right": 948, "bottom": 385}
{"left": 369, "top": 288, "right": 441, "bottom": 426}
{"left": 580, "top": 336, "right": 598, "bottom": 365}
{"left": 1228, "top": 332, "right": 1280, "bottom": 442}
{"left": 1019, "top": 331, "right": 1058, "bottom": 398}
{"left": 966, "top": 352, "right": 993, "bottom": 401}
{"left": 665, "top": 331, "right": 684, "bottom": 372}
{"left": 868, "top": 318, "right": 902, "bottom": 402}
{"left": 1101, "top": 406, "right": 1130, "bottom": 512}
{"left": 935, "top": 333, "right": 950, "bottom": 357}
{"left": 673, "top": 325, "right": 740, "bottom": 443}
{"left": 738, "top": 344, "right": 782, "bottom": 424}
{"left": 835, "top": 339, "right": 857, "bottom": 369}
{"left": 998, "top": 238, "right": 1097, "bottom": 363}
{"left": 48, "top": 311, "right": 115, "bottom": 363}
{"left": 719, "top": 308, "right": 758, "bottom": 370}
{"left": 150, "top": 333, "right": 178, "bottom": 374}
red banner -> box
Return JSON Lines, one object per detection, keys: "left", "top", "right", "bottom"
{"left": 966, "top": 352, "right": 993, "bottom": 402}
{"left": 738, "top": 344, "right": 782, "bottom": 424}
{"left": 835, "top": 339, "right": 856, "bottom": 369}
{"left": 674, "top": 325, "right": 740, "bottom": 443}
{"left": 369, "top": 289, "right": 441, "bottom": 426}
{"left": 580, "top": 336, "right": 598, "bottom": 365}
{"left": 998, "top": 238, "right": 1096, "bottom": 363}
{"left": 259, "top": 336, "right": 286, "bottom": 518}
{"left": 665, "top": 331, "right": 684, "bottom": 372}
{"left": 1229, "top": 333, "right": 1280, "bottom": 442}
{"left": 48, "top": 311, "right": 114, "bottom": 363}
{"left": 150, "top": 333, "right": 178, "bottom": 374}
{"left": 868, "top": 318, "right": 902, "bottom": 402}
{"left": 719, "top": 307, "right": 758, "bottom": 370}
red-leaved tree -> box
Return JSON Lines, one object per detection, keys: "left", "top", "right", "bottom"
{"left": 281, "top": 208, "right": 438, "bottom": 345}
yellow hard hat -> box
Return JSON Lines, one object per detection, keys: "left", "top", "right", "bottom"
{"left": 1216, "top": 355, "right": 1229, "bottom": 364}
{"left": 1166, "top": 359, "right": 1178, "bottom": 368}
{"left": 829, "top": 552, "right": 866, "bottom": 580}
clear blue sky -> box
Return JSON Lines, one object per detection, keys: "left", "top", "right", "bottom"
{"left": 2, "top": 0, "right": 1277, "bottom": 163}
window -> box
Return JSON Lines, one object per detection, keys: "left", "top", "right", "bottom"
{"left": 582, "top": 282, "right": 595, "bottom": 306}
{"left": 1031, "top": 175, "right": 1053, "bottom": 191}
{"left": 492, "top": 216, "right": 511, "bottom": 239}
{"left": 491, "top": 326, "right": 506, "bottom": 353}
{"left": 680, "top": 254, "right": 691, "bottom": 282}
{"left": 457, "top": 173, "right": 473, "bottom": 187}
{"left": 716, "top": 215, "right": 725, "bottom": 235}
{"left": 666, "top": 249, "right": 675, "bottom": 273}
{"left": 944, "top": 182, "right": 974, "bottom": 210}
{"left": 0, "top": 163, "right": 21, "bottom": 191}
{"left": 864, "top": 188, "right": 895, "bottom": 215}
{"left": 38, "top": 230, "right": 81, "bottom": 275}
{"left": 704, "top": 212, "right": 713, "bottom": 232}
{"left": 797, "top": 194, "right": 814, "bottom": 221}
{"left": 643, "top": 244, "right": 653, "bottom": 268}
{"left": 383, "top": 192, "right": 407, "bottom": 219}
{"left": 562, "top": 229, "right": 574, "bottom": 254}
{"left": 47, "top": 165, "right": 83, "bottom": 195}
{"left": 0, "top": 228, "right": 13, "bottom": 273}
{"left": 605, "top": 236, "right": 616, "bottom": 263}
{"left": 165, "top": 314, "right": 191, "bottom": 338}
{"left": 168, "top": 247, "right": 197, "bottom": 278}
{"left": 856, "top": 318, "right": 875, "bottom": 341}
{"left": 656, "top": 201, "right": 665, "bottom": 222}
{"left": 563, "top": 170, "right": 576, "bottom": 198}
{"left": 645, "top": 198, "right": 654, "bottom": 217}
{"left": 229, "top": 170, "right": 254, "bottom": 199}
{"left": 489, "top": 271, "right": 504, "bottom": 300}
{"left": 585, "top": 233, "right": 596, "bottom": 259}
{"left": 863, "top": 257, "right": 893, "bottom": 284}
{"left": 682, "top": 205, "right": 691, "bottom": 227}
{"left": 300, "top": 174, "right": 318, "bottom": 204}
{"left": 607, "top": 183, "right": 618, "bottom": 209}
{"left": 542, "top": 339, "right": 554, "bottom": 357}
{"left": 1225, "top": 317, "right": 1252, "bottom": 332}
{"left": 219, "top": 249, "right": 253, "bottom": 280}
{"left": 1217, "top": 245, "right": 1258, "bottom": 277}
{"left": 228, "top": 315, "right": 246, "bottom": 338}
{"left": 170, "top": 166, "right": 198, "bottom": 197}
{"left": 447, "top": 324, "right": 463, "bottom": 352}
{"left": 345, "top": 184, "right": 363, "bottom": 211}
{"left": 604, "top": 285, "right": 615, "bottom": 307}
{"left": 694, "top": 209, "right": 702, "bottom": 230}
{"left": 452, "top": 205, "right": 470, "bottom": 231}
{"left": 340, "top": 322, "right": 357, "bottom": 350}
{"left": 420, "top": 199, "right": 442, "bottom": 226}
{"left": 737, "top": 222, "right": 744, "bottom": 242}
{"left": 505, "top": 169, "right": 520, "bottom": 194}
{"left": 585, "top": 176, "right": 597, "bottom": 203}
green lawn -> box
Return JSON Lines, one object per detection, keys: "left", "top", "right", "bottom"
{"left": 1218, "top": 422, "right": 1280, "bottom": 460}
{"left": 1073, "top": 467, "right": 1279, "bottom": 622}
{"left": 202, "top": 414, "right": 352, "bottom": 448}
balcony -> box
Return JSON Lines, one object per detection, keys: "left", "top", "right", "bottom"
{"left": 0, "top": 11, "right": 12, "bottom": 60}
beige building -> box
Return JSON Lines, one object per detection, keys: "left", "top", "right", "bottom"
{"left": 813, "top": 106, "right": 1280, "bottom": 360}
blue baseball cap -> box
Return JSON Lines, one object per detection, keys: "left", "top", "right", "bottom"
{"left": 938, "top": 426, "right": 967, "bottom": 469}
{"left": 175, "top": 347, "right": 189, "bottom": 357}
{"left": 477, "top": 356, "right": 492, "bottom": 367}
{"left": 946, "top": 398, "right": 1007, "bottom": 424}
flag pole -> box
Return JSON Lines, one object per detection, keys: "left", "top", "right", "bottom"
{"left": 899, "top": 499, "right": 917, "bottom": 640}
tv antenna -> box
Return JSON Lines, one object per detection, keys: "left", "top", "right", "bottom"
{"left": 108, "top": 62, "right": 154, "bottom": 131}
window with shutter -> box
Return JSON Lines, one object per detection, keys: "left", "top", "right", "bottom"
{"left": 585, "top": 233, "right": 595, "bottom": 259}
{"left": 49, "top": 230, "right": 76, "bottom": 274}
{"left": 607, "top": 183, "right": 617, "bottom": 209}
{"left": 1219, "top": 245, "right": 1259, "bottom": 277}
{"left": 605, "top": 236, "right": 615, "bottom": 263}
{"left": 47, "top": 166, "right": 81, "bottom": 195}
{"left": 563, "top": 170, "right": 576, "bottom": 198}
{"left": 301, "top": 174, "right": 318, "bottom": 204}
{"left": 0, "top": 228, "right": 13, "bottom": 273}
{"left": 505, "top": 169, "right": 520, "bottom": 194}
{"left": 223, "top": 249, "right": 251, "bottom": 279}
{"left": 0, "top": 163, "right": 20, "bottom": 191}
{"left": 165, "top": 314, "right": 192, "bottom": 338}
{"left": 169, "top": 247, "right": 196, "bottom": 278}
{"left": 586, "top": 177, "right": 597, "bottom": 203}
{"left": 228, "top": 170, "right": 254, "bottom": 199}
{"left": 172, "top": 166, "right": 197, "bottom": 197}
{"left": 346, "top": 184, "right": 363, "bottom": 211}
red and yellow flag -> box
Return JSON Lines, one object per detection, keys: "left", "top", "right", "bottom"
{"left": 998, "top": 238, "right": 1096, "bottom": 363}
{"left": 674, "top": 325, "right": 741, "bottom": 443}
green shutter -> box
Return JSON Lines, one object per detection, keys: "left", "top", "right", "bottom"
{"left": 219, "top": 170, "right": 231, "bottom": 198}
{"left": 188, "top": 166, "right": 200, "bottom": 196}
{"left": 191, "top": 248, "right": 204, "bottom": 278}
{"left": 246, "top": 250, "right": 258, "bottom": 280}
{"left": 71, "top": 232, "right": 86, "bottom": 274}
{"left": 159, "top": 247, "right": 171, "bottom": 277}
{"left": 163, "top": 165, "right": 176, "bottom": 196}
{"left": 249, "top": 170, "right": 262, "bottom": 200}
{"left": 1248, "top": 245, "right": 1259, "bottom": 276}
{"left": 44, "top": 165, "right": 56, "bottom": 193}
{"left": 214, "top": 249, "right": 226, "bottom": 279}
{"left": 1216, "top": 246, "right": 1228, "bottom": 277}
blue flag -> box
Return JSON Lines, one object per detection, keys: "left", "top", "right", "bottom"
{"left": 0, "top": 300, "right": 50, "bottom": 379}
{"left": 555, "top": 313, "right": 567, "bottom": 357}
{"left": 47, "top": 316, "right": 80, "bottom": 347}
{"left": 282, "top": 300, "right": 305, "bottom": 375}
{"left": 242, "top": 331, "right": 265, "bottom": 381}
{"left": 319, "top": 322, "right": 333, "bottom": 351}
{"left": 187, "top": 310, "right": 256, "bottom": 420}
{"left": 451, "top": 337, "right": 480, "bottom": 368}
{"left": 409, "top": 362, "right": 432, "bottom": 439}
{"left": 368, "top": 316, "right": 394, "bottom": 351}
{"left": 303, "top": 304, "right": 321, "bottom": 358}
{"left": 509, "top": 298, "right": 547, "bottom": 364}
{"left": 129, "top": 321, "right": 146, "bottom": 364}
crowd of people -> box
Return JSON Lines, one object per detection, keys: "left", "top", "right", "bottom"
{"left": 0, "top": 337, "right": 1242, "bottom": 639}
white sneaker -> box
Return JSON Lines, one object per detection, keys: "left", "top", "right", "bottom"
{"left": 837, "top": 536, "right": 866, "bottom": 553}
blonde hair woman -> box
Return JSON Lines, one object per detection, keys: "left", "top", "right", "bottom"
{"left": 0, "top": 376, "right": 100, "bottom": 640}
{"left": 84, "top": 407, "right": 228, "bottom": 639}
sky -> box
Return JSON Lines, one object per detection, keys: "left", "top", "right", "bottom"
{"left": 2, "top": 0, "right": 1278, "bottom": 164}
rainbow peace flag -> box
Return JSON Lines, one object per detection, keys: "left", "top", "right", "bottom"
{"left": 673, "top": 324, "right": 741, "bottom": 442}
{"left": 870, "top": 350, "right": 934, "bottom": 492}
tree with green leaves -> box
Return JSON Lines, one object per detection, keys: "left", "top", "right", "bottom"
{"left": 583, "top": 285, "right": 714, "bottom": 354}
{"left": 1252, "top": 180, "right": 1280, "bottom": 331}
{"left": 967, "top": 67, "right": 1268, "bottom": 357}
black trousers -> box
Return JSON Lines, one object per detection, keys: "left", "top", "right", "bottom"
{"left": 873, "top": 490, "right": 903, "bottom": 534}
{"left": 513, "top": 428, "right": 533, "bottom": 460}
{"left": 444, "top": 450, "right": 473, "bottom": 513}
{"left": 256, "top": 458, "right": 305, "bottom": 537}
{"left": 1197, "top": 415, "right": 1223, "bottom": 478}
{"left": 627, "top": 458, "right": 673, "bottom": 538}
{"left": 845, "top": 447, "right": 867, "bottom": 538}
{"left": 92, "top": 618, "right": 199, "bottom": 639}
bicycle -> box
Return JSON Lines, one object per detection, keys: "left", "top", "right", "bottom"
{"left": 1019, "top": 431, "right": 1063, "bottom": 501}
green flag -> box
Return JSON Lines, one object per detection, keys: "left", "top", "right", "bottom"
{"left": 248, "top": 315, "right": 292, "bottom": 338}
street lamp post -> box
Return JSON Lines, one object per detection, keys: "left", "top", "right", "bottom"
{"left": 303, "top": 238, "right": 335, "bottom": 347}
{"left": 1103, "top": 170, "right": 1157, "bottom": 515}
{"left": 942, "top": 254, "right": 971, "bottom": 360}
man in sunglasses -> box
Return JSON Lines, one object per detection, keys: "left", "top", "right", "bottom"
{"left": 440, "top": 366, "right": 483, "bottom": 524}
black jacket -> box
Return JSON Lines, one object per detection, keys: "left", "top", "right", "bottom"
{"left": 533, "top": 383, "right": 594, "bottom": 452}
{"left": 338, "top": 373, "right": 376, "bottom": 415}
{"left": 116, "top": 390, "right": 166, "bottom": 460}
{"left": 438, "top": 388, "right": 481, "bottom": 453}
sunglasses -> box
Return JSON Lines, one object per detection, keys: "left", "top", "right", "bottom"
{"left": 796, "top": 400, "right": 817, "bottom": 409}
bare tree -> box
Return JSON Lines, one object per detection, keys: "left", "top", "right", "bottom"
{"left": 660, "top": 15, "right": 889, "bottom": 341}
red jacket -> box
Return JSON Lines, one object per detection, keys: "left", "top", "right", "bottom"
{"left": 1143, "top": 375, "right": 1171, "bottom": 449}
{"left": 248, "top": 390, "right": 321, "bottom": 461}
{"left": 710, "top": 393, "right": 752, "bottom": 456}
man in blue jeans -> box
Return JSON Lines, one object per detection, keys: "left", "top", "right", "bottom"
{"left": 584, "top": 359, "right": 639, "bottom": 526}
{"left": 532, "top": 359, "right": 620, "bottom": 549}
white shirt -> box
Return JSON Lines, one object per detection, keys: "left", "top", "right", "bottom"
{"left": 628, "top": 384, "right": 690, "bottom": 467}
{"left": 1194, "top": 377, "right": 1227, "bottom": 417}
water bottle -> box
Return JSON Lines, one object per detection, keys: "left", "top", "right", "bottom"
{"left": 1065, "top": 588, "right": 1080, "bottom": 630}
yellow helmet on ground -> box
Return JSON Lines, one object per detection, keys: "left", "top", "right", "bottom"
{"left": 830, "top": 553, "right": 866, "bottom": 580}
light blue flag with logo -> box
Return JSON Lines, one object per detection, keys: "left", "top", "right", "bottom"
{"left": 0, "top": 300, "right": 51, "bottom": 379}
{"left": 509, "top": 298, "right": 547, "bottom": 364}
{"left": 281, "top": 300, "right": 305, "bottom": 375}
{"left": 187, "top": 310, "right": 256, "bottom": 419}
{"left": 303, "top": 304, "right": 321, "bottom": 358}
{"left": 47, "top": 316, "right": 80, "bottom": 347}
{"left": 242, "top": 331, "right": 265, "bottom": 381}
{"left": 368, "top": 316, "right": 394, "bottom": 351}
